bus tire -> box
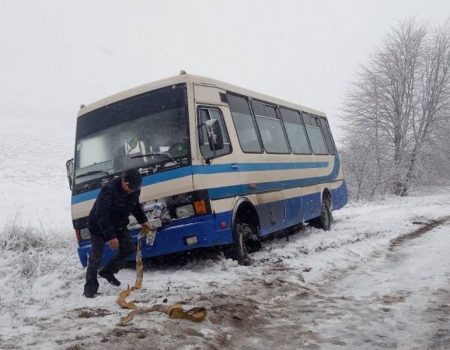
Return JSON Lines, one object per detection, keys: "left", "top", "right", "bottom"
{"left": 311, "top": 196, "right": 332, "bottom": 231}
{"left": 234, "top": 216, "right": 250, "bottom": 265}
{"left": 228, "top": 212, "right": 260, "bottom": 265}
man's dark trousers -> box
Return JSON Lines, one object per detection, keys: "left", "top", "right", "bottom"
{"left": 84, "top": 229, "right": 134, "bottom": 295}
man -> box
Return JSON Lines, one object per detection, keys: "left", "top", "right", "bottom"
{"left": 83, "top": 168, "right": 151, "bottom": 298}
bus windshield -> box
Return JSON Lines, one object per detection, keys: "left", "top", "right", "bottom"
{"left": 74, "top": 84, "right": 189, "bottom": 185}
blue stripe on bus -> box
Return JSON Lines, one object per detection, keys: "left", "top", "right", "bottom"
{"left": 208, "top": 156, "right": 340, "bottom": 199}
{"left": 71, "top": 166, "right": 194, "bottom": 204}
{"left": 71, "top": 158, "right": 336, "bottom": 205}
{"left": 72, "top": 189, "right": 101, "bottom": 204}
{"left": 191, "top": 161, "right": 328, "bottom": 174}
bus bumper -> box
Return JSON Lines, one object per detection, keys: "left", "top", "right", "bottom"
{"left": 77, "top": 213, "right": 233, "bottom": 267}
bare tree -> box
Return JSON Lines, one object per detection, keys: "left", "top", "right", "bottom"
{"left": 341, "top": 132, "right": 393, "bottom": 201}
{"left": 402, "top": 21, "right": 450, "bottom": 195}
{"left": 342, "top": 19, "right": 450, "bottom": 199}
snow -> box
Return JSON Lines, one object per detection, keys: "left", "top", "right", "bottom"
{"left": 0, "top": 113, "right": 74, "bottom": 231}
{"left": 1, "top": 114, "right": 450, "bottom": 349}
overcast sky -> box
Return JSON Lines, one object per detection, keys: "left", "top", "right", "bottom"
{"left": 1, "top": 0, "right": 449, "bottom": 143}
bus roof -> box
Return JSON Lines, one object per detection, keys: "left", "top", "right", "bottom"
{"left": 77, "top": 73, "right": 326, "bottom": 118}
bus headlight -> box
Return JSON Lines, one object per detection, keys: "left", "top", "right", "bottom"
{"left": 175, "top": 204, "right": 195, "bottom": 218}
{"left": 76, "top": 227, "right": 91, "bottom": 240}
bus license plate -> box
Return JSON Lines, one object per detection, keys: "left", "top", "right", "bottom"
{"left": 149, "top": 218, "right": 162, "bottom": 228}
{"left": 146, "top": 231, "right": 156, "bottom": 246}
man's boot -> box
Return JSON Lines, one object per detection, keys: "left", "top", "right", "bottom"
{"left": 98, "top": 269, "right": 121, "bottom": 286}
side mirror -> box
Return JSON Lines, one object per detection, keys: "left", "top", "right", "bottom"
{"left": 205, "top": 119, "right": 224, "bottom": 151}
{"left": 66, "top": 158, "right": 74, "bottom": 190}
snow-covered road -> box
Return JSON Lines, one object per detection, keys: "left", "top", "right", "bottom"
{"left": 237, "top": 220, "right": 450, "bottom": 350}
{"left": 312, "top": 220, "right": 450, "bottom": 349}
{"left": 1, "top": 189, "right": 450, "bottom": 349}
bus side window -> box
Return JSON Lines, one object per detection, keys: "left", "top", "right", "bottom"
{"left": 319, "top": 118, "right": 336, "bottom": 155}
{"left": 227, "top": 94, "right": 263, "bottom": 153}
{"left": 280, "top": 107, "right": 311, "bottom": 154}
{"left": 304, "top": 114, "right": 329, "bottom": 155}
{"left": 197, "top": 107, "right": 232, "bottom": 160}
{"left": 252, "top": 102, "right": 290, "bottom": 154}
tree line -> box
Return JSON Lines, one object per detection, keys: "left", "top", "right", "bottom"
{"left": 341, "top": 19, "right": 450, "bottom": 200}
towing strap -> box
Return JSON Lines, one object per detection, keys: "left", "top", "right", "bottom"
{"left": 116, "top": 227, "right": 207, "bottom": 326}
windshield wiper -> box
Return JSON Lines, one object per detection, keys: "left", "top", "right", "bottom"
{"left": 75, "top": 170, "right": 110, "bottom": 179}
{"left": 130, "top": 153, "right": 176, "bottom": 163}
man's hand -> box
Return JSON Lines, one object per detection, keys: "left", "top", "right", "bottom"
{"left": 140, "top": 221, "right": 151, "bottom": 234}
{"left": 108, "top": 238, "right": 119, "bottom": 249}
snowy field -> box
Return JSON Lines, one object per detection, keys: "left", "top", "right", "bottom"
{"left": 1, "top": 115, "right": 450, "bottom": 349}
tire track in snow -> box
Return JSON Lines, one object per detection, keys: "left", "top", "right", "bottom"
{"left": 389, "top": 215, "right": 450, "bottom": 249}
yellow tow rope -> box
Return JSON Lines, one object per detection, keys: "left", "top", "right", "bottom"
{"left": 116, "top": 227, "right": 207, "bottom": 326}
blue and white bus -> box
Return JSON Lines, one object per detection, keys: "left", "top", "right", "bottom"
{"left": 66, "top": 73, "right": 347, "bottom": 266}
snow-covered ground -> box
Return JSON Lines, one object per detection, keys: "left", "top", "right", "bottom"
{"left": 0, "top": 112, "right": 74, "bottom": 231}
{"left": 1, "top": 115, "right": 450, "bottom": 349}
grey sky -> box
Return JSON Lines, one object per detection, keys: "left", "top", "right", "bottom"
{"left": 1, "top": 0, "right": 449, "bottom": 143}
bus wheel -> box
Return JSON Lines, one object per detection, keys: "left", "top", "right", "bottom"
{"left": 229, "top": 215, "right": 258, "bottom": 265}
{"left": 311, "top": 197, "right": 332, "bottom": 231}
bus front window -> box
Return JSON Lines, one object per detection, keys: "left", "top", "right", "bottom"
{"left": 74, "top": 84, "right": 189, "bottom": 186}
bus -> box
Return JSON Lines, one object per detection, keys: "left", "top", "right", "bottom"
{"left": 66, "top": 73, "right": 347, "bottom": 266}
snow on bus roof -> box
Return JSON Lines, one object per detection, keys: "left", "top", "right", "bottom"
{"left": 77, "top": 74, "right": 326, "bottom": 118}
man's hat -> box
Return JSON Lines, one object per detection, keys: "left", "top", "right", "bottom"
{"left": 123, "top": 169, "right": 143, "bottom": 190}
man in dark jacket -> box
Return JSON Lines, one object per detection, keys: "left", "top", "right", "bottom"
{"left": 83, "top": 169, "right": 150, "bottom": 298}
